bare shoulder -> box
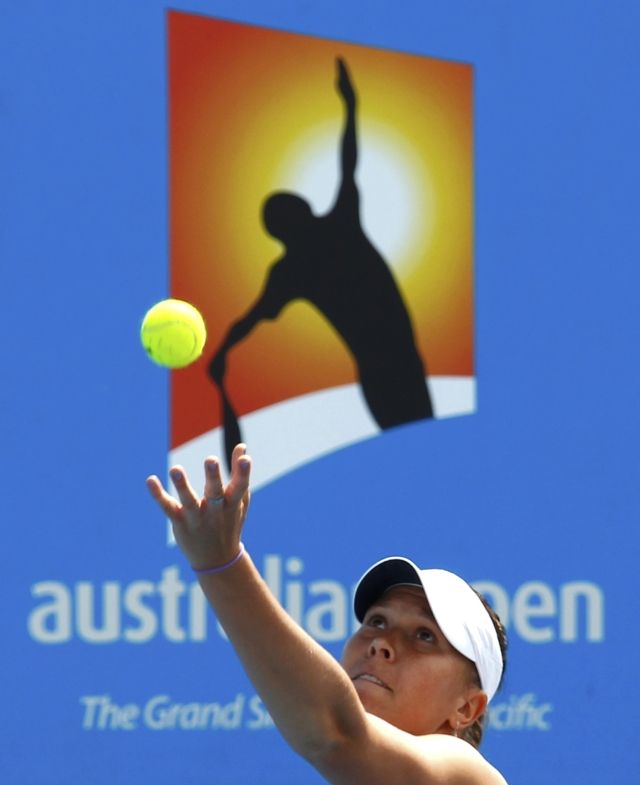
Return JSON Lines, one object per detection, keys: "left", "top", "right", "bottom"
{"left": 324, "top": 714, "right": 508, "bottom": 785}
{"left": 414, "top": 733, "right": 508, "bottom": 785}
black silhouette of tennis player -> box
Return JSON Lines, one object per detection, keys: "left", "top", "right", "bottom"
{"left": 210, "top": 58, "right": 433, "bottom": 468}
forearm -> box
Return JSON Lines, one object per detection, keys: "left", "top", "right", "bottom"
{"left": 198, "top": 551, "right": 367, "bottom": 759}
{"left": 148, "top": 453, "right": 369, "bottom": 766}
{"left": 341, "top": 97, "right": 357, "bottom": 177}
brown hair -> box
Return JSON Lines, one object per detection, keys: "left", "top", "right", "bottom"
{"left": 461, "top": 593, "right": 508, "bottom": 749}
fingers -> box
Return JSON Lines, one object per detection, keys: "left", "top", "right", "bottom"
{"left": 147, "top": 446, "right": 251, "bottom": 525}
{"left": 168, "top": 465, "right": 200, "bottom": 510}
{"left": 203, "top": 456, "right": 224, "bottom": 502}
{"left": 227, "top": 444, "right": 252, "bottom": 506}
{"left": 146, "top": 475, "right": 182, "bottom": 519}
{"left": 231, "top": 443, "right": 247, "bottom": 472}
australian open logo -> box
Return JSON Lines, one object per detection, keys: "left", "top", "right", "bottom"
{"left": 168, "top": 13, "right": 474, "bottom": 487}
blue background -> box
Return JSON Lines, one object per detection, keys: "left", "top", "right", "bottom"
{"left": 2, "top": 1, "right": 638, "bottom": 783}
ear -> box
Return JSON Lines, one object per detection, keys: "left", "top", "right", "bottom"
{"left": 448, "top": 688, "right": 488, "bottom": 733}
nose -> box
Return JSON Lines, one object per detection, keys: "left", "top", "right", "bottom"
{"left": 368, "top": 635, "right": 396, "bottom": 661}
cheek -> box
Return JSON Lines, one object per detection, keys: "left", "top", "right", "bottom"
{"left": 430, "top": 659, "right": 475, "bottom": 703}
{"left": 340, "top": 635, "right": 358, "bottom": 669}
{"left": 341, "top": 630, "right": 370, "bottom": 670}
{"left": 449, "top": 656, "right": 478, "bottom": 690}
{"left": 407, "top": 656, "right": 466, "bottom": 698}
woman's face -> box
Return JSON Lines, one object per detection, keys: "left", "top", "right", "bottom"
{"left": 341, "top": 585, "right": 480, "bottom": 736}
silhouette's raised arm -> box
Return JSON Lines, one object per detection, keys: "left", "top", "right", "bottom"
{"left": 336, "top": 58, "right": 358, "bottom": 197}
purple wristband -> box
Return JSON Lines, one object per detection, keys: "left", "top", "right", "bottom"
{"left": 192, "top": 543, "right": 246, "bottom": 575}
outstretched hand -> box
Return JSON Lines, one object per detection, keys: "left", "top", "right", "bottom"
{"left": 146, "top": 444, "right": 252, "bottom": 571}
{"left": 336, "top": 57, "right": 355, "bottom": 105}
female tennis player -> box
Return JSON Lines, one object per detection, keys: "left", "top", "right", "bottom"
{"left": 147, "top": 444, "right": 508, "bottom": 785}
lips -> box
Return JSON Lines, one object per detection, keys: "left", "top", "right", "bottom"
{"left": 353, "top": 672, "right": 391, "bottom": 691}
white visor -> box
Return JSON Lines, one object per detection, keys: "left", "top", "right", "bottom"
{"left": 353, "top": 556, "right": 503, "bottom": 703}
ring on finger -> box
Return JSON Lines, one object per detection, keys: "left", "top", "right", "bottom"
{"left": 206, "top": 495, "right": 224, "bottom": 506}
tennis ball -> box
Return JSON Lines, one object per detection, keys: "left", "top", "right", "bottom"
{"left": 140, "top": 299, "right": 207, "bottom": 368}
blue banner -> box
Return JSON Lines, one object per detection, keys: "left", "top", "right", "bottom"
{"left": 2, "top": 2, "right": 638, "bottom": 784}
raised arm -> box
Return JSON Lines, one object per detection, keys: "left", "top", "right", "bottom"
{"left": 146, "top": 450, "right": 507, "bottom": 785}
{"left": 147, "top": 448, "right": 366, "bottom": 760}
{"left": 336, "top": 58, "right": 358, "bottom": 195}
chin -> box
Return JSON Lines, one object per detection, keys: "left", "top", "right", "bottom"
{"left": 353, "top": 686, "right": 371, "bottom": 707}
{"left": 353, "top": 686, "right": 381, "bottom": 713}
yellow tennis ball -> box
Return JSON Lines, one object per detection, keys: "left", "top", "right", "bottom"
{"left": 140, "top": 299, "right": 207, "bottom": 369}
